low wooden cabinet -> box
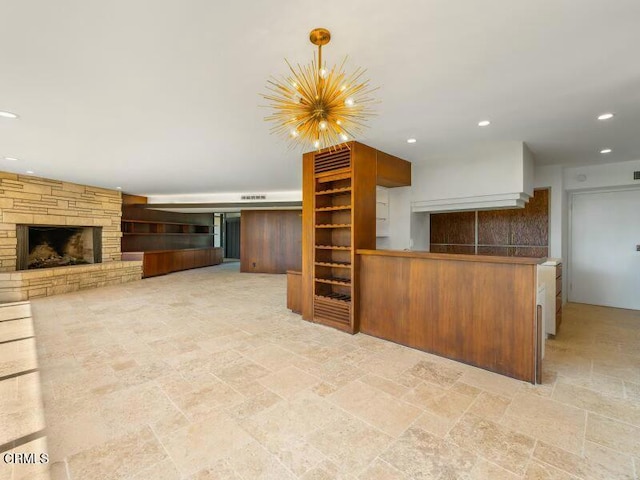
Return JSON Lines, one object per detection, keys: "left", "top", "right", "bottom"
{"left": 122, "top": 247, "right": 222, "bottom": 278}
{"left": 286, "top": 270, "right": 302, "bottom": 313}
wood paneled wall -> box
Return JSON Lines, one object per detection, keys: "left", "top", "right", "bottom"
{"left": 430, "top": 188, "right": 549, "bottom": 257}
{"left": 240, "top": 210, "right": 302, "bottom": 274}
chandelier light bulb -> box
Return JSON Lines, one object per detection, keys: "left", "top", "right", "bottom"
{"left": 344, "top": 97, "right": 355, "bottom": 107}
{"left": 319, "top": 68, "right": 328, "bottom": 79}
{"left": 340, "top": 133, "right": 348, "bottom": 141}
{"left": 319, "top": 121, "right": 328, "bottom": 130}
{"left": 290, "top": 129, "right": 299, "bottom": 137}
{"left": 314, "top": 140, "right": 321, "bottom": 149}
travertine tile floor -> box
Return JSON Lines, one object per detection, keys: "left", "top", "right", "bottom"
{"left": 11, "top": 262, "right": 640, "bottom": 479}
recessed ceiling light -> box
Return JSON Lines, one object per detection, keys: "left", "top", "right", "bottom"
{"left": 600, "top": 148, "right": 612, "bottom": 154}
{"left": 478, "top": 120, "right": 491, "bottom": 127}
{"left": 407, "top": 138, "right": 417, "bottom": 144}
{"left": 597, "top": 113, "right": 614, "bottom": 121}
{"left": 3, "top": 157, "right": 19, "bottom": 161}
{"left": 0, "top": 110, "right": 19, "bottom": 119}
{"left": 26, "top": 170, "right": 34, "bottom": 174}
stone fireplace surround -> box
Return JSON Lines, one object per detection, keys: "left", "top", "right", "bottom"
{"left": 0, "top": 171, "right": 142, "bottom": 302}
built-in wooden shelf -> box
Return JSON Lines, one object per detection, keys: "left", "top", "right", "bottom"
{"left": 315, "top": 224, "right": 351, "bottom": 229}
{"left": 315, "top": 245, "right": 351, "bottom": 250}
{"left": 315, "top": 186, "right": 351, "bottom": 196}
{"left": 315, "top": 261, "right": 351, "bottom": 268}
{"left": 315, "top": 277, "right": 351, "bottom": 286}
{"left": 122, "top": 232, "right": 214, "bottom": 236}
{"left": 315, "top": 293, "right": 351, "bottom": 303}
{"left": 315, "top": 205, "right": 351, "bottom": 212}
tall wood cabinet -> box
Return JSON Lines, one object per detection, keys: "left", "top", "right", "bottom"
{"left": 301, "top": 142, "right": 411, "bottom": 333}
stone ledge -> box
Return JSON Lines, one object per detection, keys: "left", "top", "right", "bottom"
{"left": 0, "top": 261, "right": 143, "bottom": 303}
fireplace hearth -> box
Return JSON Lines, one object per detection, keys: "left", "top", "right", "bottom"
{"left": 16, "top": 225, "right": 102, "bottom": 270}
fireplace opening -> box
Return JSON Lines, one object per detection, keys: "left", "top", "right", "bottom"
{"left": 16, "top": 225, "right": 102, "bottom": 270}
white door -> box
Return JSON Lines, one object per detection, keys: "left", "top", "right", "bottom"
{"left": 570, "top": 188, "right": 640, "bottom": 310}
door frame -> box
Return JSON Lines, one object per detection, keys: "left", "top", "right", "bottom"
{"left": 568, "top": 186, "right": 640, "bottom": 305}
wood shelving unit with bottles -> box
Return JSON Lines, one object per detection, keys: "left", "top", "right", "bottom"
{"left": 301, "top": 142, "right": 411, "bottom": 333}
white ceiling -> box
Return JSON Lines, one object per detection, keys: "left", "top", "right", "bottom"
{"left": 1, "top": 0, "right": 639, "bottom": 196}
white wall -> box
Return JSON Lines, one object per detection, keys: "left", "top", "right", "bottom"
{"left": 411, "top": 141, "right": 533, "bottom": 212}
{"left": 410, "top": 212, "right": 430, "bottom": 251}
{"left": 376, "top": 186, "right": 412, "bottom": 250}
{"left": 564, "top": 159, "right": 640, "bottom": 191}
{"left": 533, "top": 164, "right": 564, "bottom": 259}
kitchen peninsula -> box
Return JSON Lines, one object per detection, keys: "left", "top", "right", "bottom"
{"left": 293, "top": 141, "right": 546, "bottom": 384}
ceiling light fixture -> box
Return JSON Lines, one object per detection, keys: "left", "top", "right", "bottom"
{"left": 600, "top": 148, "right": 612, "bottom": 154}
{"left": 116, "top": 187, "right": 122, "bottom": 190}
{"left": 262, "top": 28, "right": 376, "bottom": 151}
{"left": 26, "top": 170, "right": 34, "bottom": 174}
{"left": 3, "top": 157, "right": 19, "bottom": 161}
{"left": 407, "top": 138, "right": 417, "bottom": 144}
{"left": 0, "top": 110, "right": 19, "bottom": 119}
{"left": 478, "top": 120, "right": 491, "bottom": 127}
{"left": 597, "top": 113, "right": 614, "bottom": 121}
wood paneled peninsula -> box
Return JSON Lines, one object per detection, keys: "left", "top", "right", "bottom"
{"left": 357, "top": 249, "right": 545, "bottom": 383}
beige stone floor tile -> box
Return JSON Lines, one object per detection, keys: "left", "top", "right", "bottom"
{"left": 23, "top": 267, "right": 640, "bottom": 479}
{"left": 188, "top": 459, "right": 242, "bottom": 479}
{"left": 160, "top": 410, "right": 253, "bottom": 477}
{"left": 585, "top": 413, "right": 640, "bottom": 457}
{"left": 307, "top": 415, "right": 394, "bottom": 473}
{"left": 524, "top": 460, "right": 582, "bottom": 479}
{"left": 300, "top": 459, "right": 359, "bottom": 480}
{"left": 401, "top": 381, "right": 448, "bottom": 408}
{"left": 460, "top": 366, "right": 526, "bottom": 398}
{"left": 247, "top": 390, "right": 351, "bottom": 440}
{"left": 66, "top": 426, "right": 167, "bottom": 480}
{"left": 253, "top": 432, "right": 328, "bottom": 477}
{"left": 357, "top": 458, "right": 408, "bottom": 479}
{"left": 242, "top": 344, "right": 304, "bottom": 371}
{"left": 624, "top": 380, "right": 640, "bottom": 401}
{"left": 552, "top": 381, "right": 640, "bottom": 426}
{"left": 380, "top": 426, "right": 477, "bottom": 479}
{"left": 46, "top": 410, "right": 111, "bottom": 461}
{"left": 170, "top": 378, "right": 245, "bottom": 421}
{"left": 422, "top": 388, "right": 476, "bottom": 423}
{"left": 467, "top": 458, "right": 522, "bottom": 479}
{"left": 225, "top": 389, "right": 283, "bottom": 420}
{"left": 501, "top": 393, "right": 586, "bottom": 453}
{"left": 468, "top": 391, "right": 512, "bottom": 422}
{"left": 130, "top": 458, "right": 181, "bottom": 480}
{"left": 98, "top": 383, "right": 183, "bottom": 436}
{"left": 328, "top": 380, "right": 421, "bottom": 437}
{"left": 358, "top": 374, "right": 410, "bottom": 398}
{"left": 224, "top": 439, "right": 297, "bottom": 479}
{"left": 407, "top": 359, "right": 464, "bottom": 387}
{"left": 412, "top": 410, "right": 457, "bottom": 438}
{"left": 448, "top": 413, "right": 536, "bottom": 476}
{"left": 299, "top": 358, "right": 367, "bottom": 388}
{"left": 533, "top": 440, "right": 636, "bottom": 480}
{"left": 257, "top": 365, "right": 320, "bottom": 398}
{"left": 0, "top": 316, "right": 33, "bottom": 342}
{"left": 559, "top": 372, "right": 626, "bottom": 399}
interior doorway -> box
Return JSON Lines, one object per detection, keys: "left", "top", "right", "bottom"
{"left": 569, "top": 188, "right": 640, "bottom": 310}
{"left": 225, "top": 215, "right": 241, "bottom": 259}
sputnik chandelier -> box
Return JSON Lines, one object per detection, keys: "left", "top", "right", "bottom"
{"left": 262, "top": 28, "right": 376, "bottom": 151}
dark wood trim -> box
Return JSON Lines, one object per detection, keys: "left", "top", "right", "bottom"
{"left": 357, "top": 249, "right": 546, "bottom": 265}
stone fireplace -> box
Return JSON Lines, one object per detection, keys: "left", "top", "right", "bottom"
{"left": 16, "top": 225, "right": 102, "bottom": 270}
{"left": 0, "top": 171, "right": 143, "bottom": 302}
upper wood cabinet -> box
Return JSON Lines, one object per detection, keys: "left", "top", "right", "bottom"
{"left": 301, "top": 142, "right": 410, "bottom": 333}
